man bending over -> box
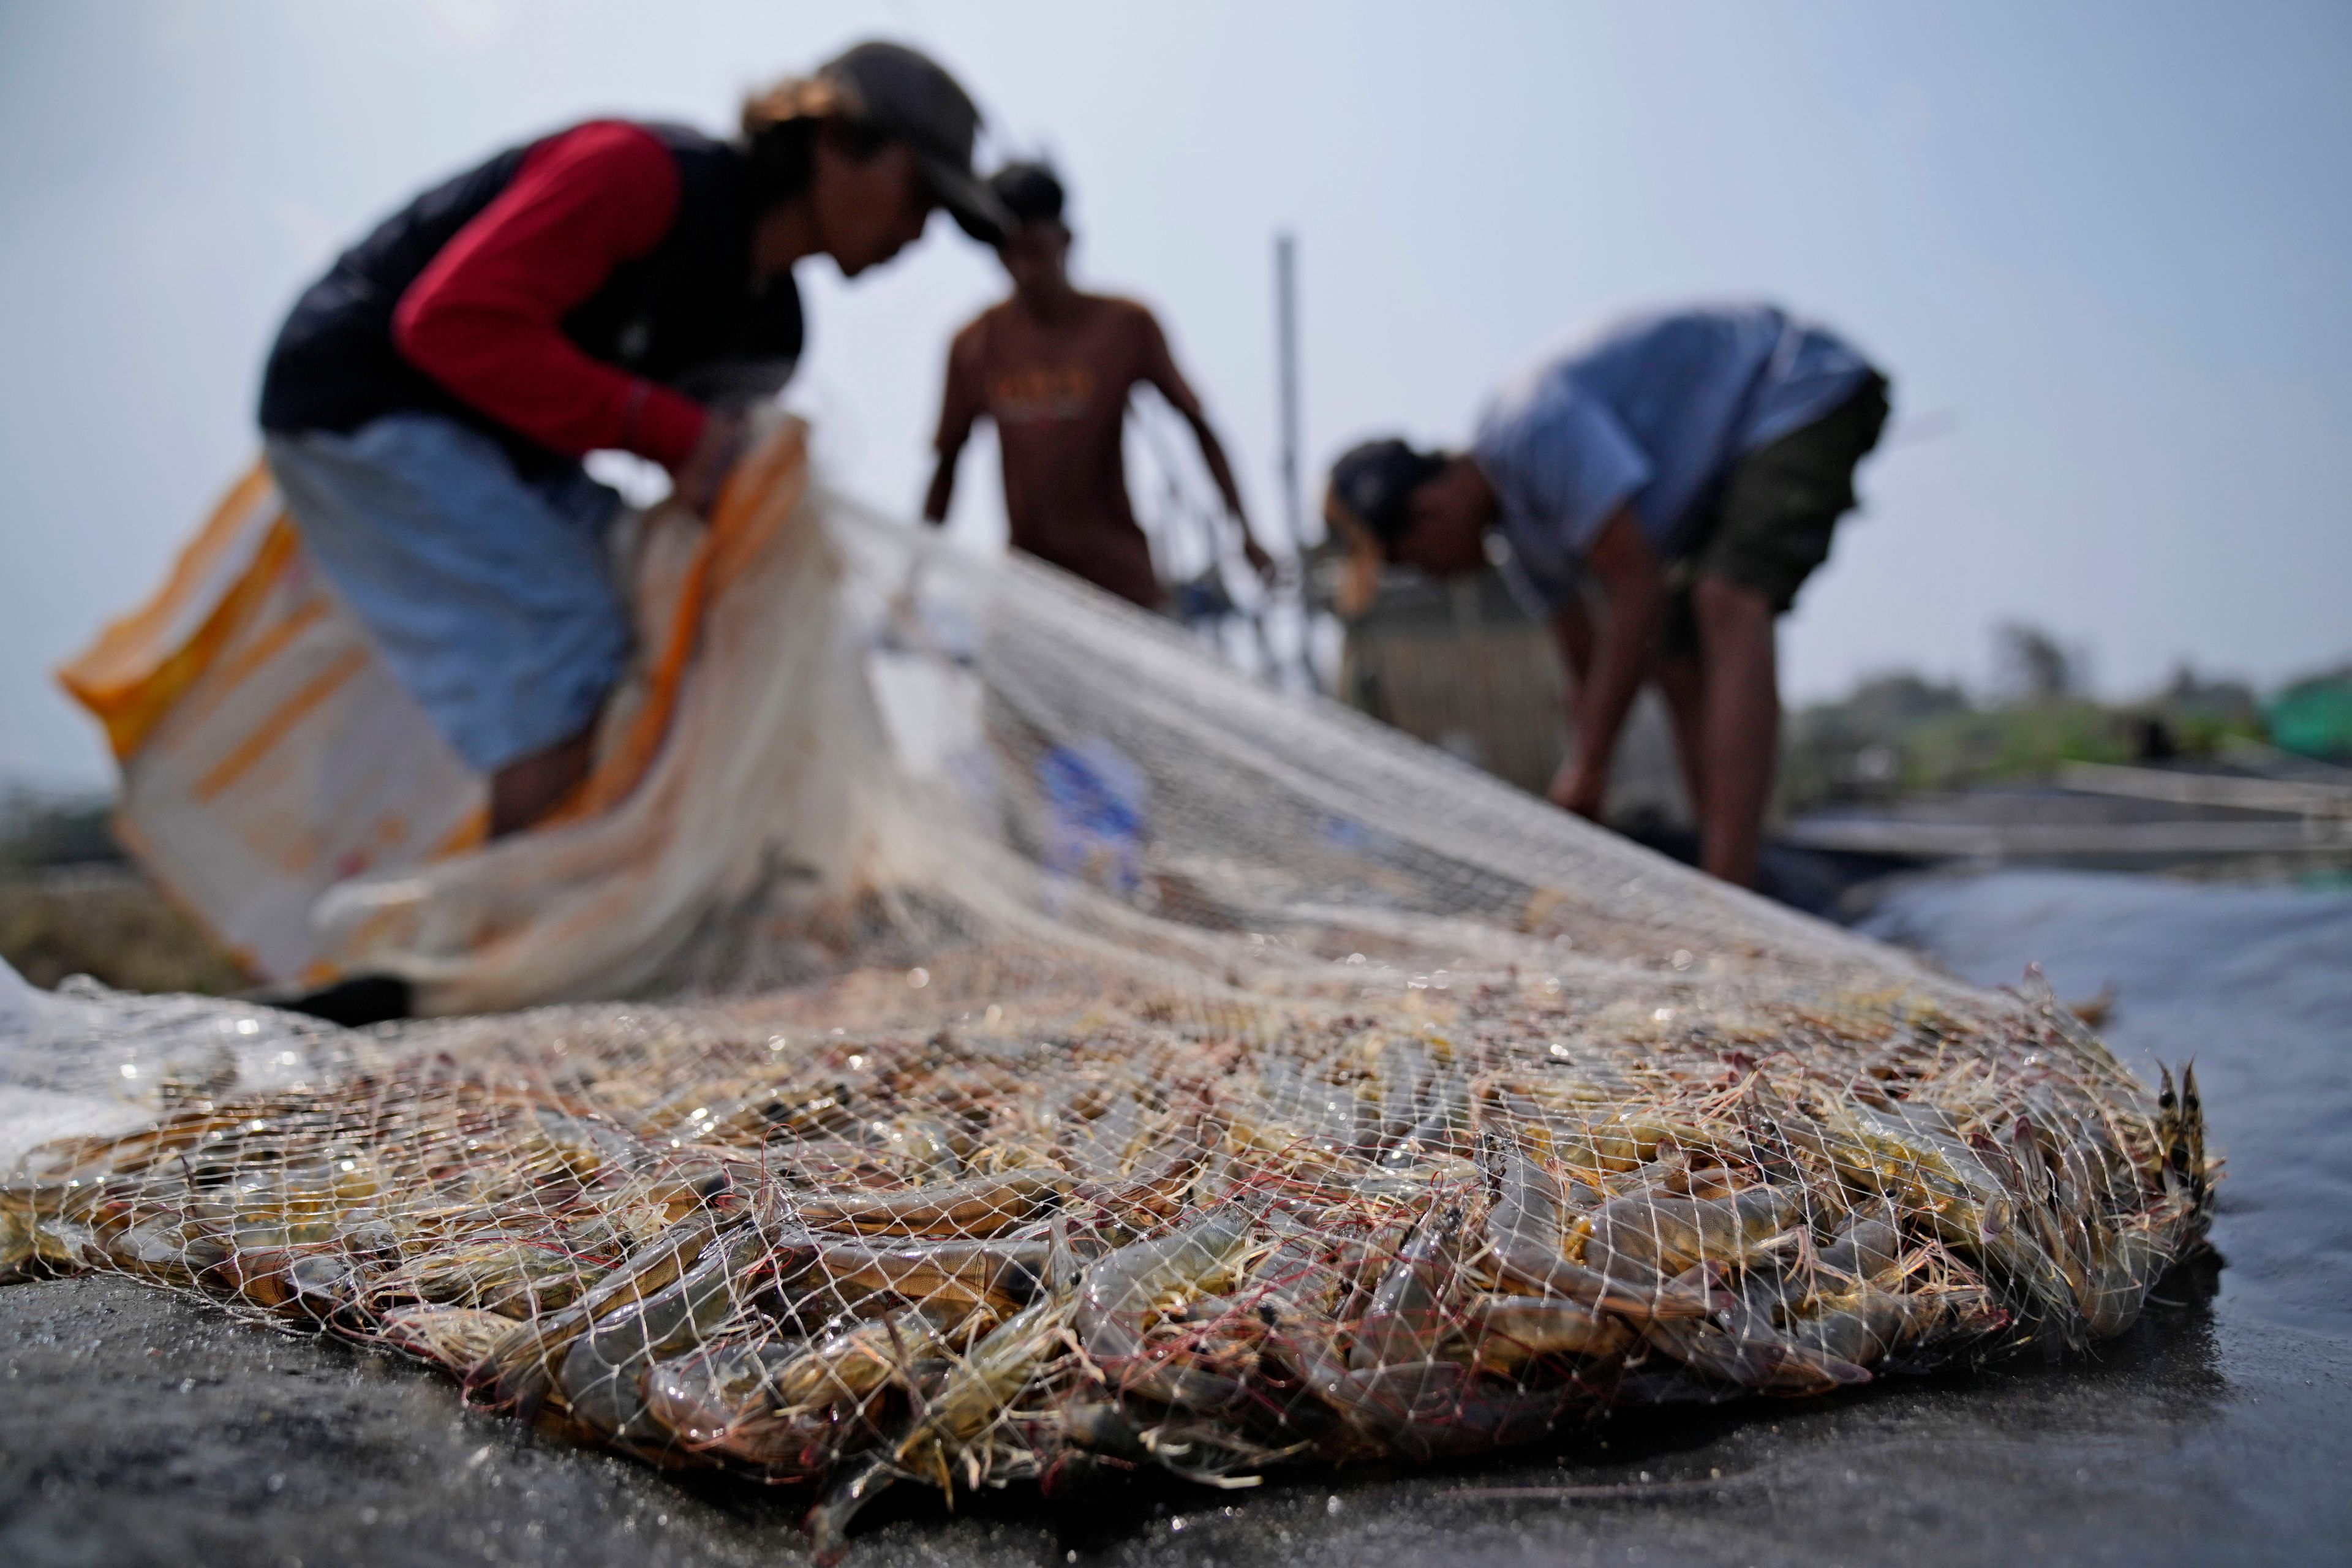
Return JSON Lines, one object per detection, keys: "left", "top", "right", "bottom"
{"left": 1325, "top": 303, "right": 1888, "bottom": 888}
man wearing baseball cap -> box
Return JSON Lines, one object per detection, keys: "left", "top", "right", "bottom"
{"left": 1326, "top": 303, "right": 1888, "bottom": 888}
{"left": 258, "top": 40, "right": 1008, "bottom": 839}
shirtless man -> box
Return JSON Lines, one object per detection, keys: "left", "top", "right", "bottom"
{"left": 924, "top": 162, "right": 1268, "bottom": 608}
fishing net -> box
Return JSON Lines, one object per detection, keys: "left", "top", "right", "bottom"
{"left": 1, "top": 429, "right": 2214, "bottom": 1558}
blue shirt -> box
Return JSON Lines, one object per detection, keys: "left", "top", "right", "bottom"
{"left": 1472, "top": 303, "right": 1874, "bottom": 611}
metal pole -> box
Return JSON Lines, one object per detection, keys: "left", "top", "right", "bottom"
{"left": 1275, "top": 231, "right": 1302, "bottom": 551}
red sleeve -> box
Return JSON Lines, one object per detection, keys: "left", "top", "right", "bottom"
{"left": 391, "top": 121, "right": 709, "bottom": 470}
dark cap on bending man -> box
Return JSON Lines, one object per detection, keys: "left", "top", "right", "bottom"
{"left": 1326, "top": 438, "right": 1447, "bottom": 547}
{"left": 1323, "top": 437, "right": 1449, "bottom": 617}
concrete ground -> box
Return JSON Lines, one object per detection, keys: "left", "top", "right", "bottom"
{"left": 5, "top": 867, "right": 2349, "bottom": 1567}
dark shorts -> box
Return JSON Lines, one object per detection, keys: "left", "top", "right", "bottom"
{"left": 1660, "top": 372, "right": 1890, "bottom": 657}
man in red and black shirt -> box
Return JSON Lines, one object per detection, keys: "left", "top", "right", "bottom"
{"left": 922, "top": 163, "right": 1268, "bottom": 609}
{"left": 259, "top": 42, "right": 1009, "bottom": 836}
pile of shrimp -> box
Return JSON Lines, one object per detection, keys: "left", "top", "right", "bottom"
{"left": 1, "top": 968, "right": 2211, "bottom": 1559}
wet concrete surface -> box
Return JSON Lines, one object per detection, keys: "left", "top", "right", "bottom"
{"left": 5, "top": 868, "right": 2349, "bottom": 1567}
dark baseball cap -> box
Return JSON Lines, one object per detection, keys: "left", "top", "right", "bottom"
{"left": 817, "top": 40, "right": 1011, "bottom": 245}
{"left": 1327, "top": 439, "right": 1446, "bottom": 545}
{"left": 990, "top": 161, "right": 1066, "bottom": 228}
{"left": 1324, "top": 438, "right": 1446, "bottom": 616}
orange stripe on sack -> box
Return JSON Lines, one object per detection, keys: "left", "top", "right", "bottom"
{"left": 707, "top": 421, "right": 809, "bottom": 587}
{"left": 192, "top": 643, "right": 371, "bottom": 802}
{"left": 162, "top": 592, "right": 332, "bottom": 742}
{"left": 431, "top": 804, "right": 490, "bottom": 858}
{"left": 540, "top": 421, "right": 810, "bottom": 826}
{"left": 59, "top": 497, "right": 302, "bottom": 761}
{"left": 203, "top": 595, "right": 329, "bottom": 701}
{"left": 61, "top": 463, "right": 276, "bottom": 695}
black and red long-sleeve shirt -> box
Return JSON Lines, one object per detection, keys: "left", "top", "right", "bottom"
{"left": 260, "top": 120, "right": 802, "bottom": 474}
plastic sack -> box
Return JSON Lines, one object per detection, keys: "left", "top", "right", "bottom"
{"left": 58, "top": 416, "right": 891, "bottom": 1010}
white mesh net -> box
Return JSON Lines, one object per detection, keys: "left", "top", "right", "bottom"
{"left": 2, "top": 439, "right": 2214, "bottom": 1558}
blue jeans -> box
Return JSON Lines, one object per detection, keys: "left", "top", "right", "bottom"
{"left": 265, "top": 415, "right": 630, "bottom": 775}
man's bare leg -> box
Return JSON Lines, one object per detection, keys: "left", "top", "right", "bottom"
{"left": 1689, "top": 574, "right": 1779, "bottom": 888}
{"left": 1652, "top": 651, "right": 1709, "bottom": 827}
{"left": 488, "top": 725, "right": 597, "bottom": 839}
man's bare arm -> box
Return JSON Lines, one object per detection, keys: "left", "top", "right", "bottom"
{"left": 922, "top": 438, "right": 963, "bottom": 526}
{"left": 925, "top": 327, "right": 982, "bottom": 527}
{"left": 1141, "top": 312, "right": 1273, "bottom": 576}
{"left": 1550, "top": 507, "right": 1667, "bottom": 820}
{"left": 1180, "top": 409, "right": 1273, "bottom": 575}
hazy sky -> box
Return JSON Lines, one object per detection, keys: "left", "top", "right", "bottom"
{"left": 3, "top": 1, "right": 2347, "bottom": 788}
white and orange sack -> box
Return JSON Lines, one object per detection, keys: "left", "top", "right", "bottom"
{"left": 57, "top": 418, "right": 933, "bottom": 1015}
